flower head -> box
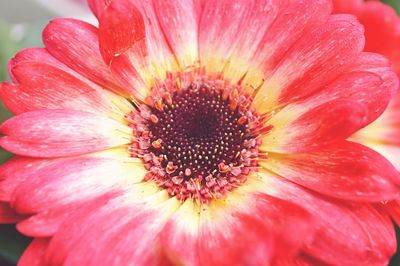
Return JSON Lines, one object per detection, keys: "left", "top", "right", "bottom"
{"left": 0, "top": 0, "right": 399, "bottom": 265}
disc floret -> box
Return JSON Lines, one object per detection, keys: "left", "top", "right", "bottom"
{"left": 128, "top": 71, "right": 267, "bottom": 203}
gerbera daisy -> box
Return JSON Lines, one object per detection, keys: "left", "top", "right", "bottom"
{"left": 0, "top": 0, "right": 399, "bottom": 265}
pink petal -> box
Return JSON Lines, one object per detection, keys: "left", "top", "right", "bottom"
{"left": 17, "top": 204, "right": 81, "bottom": 237}
{"left": 263, "top": 52, "right": 398, "bottom": 153}
{"left": 386, "top": 200, "right": 400, "bottom": 226}
{"left": 0, "top": 157, "right": 49, "bottom": 202}
{"left": 99, "top": 0, "right": 177, "bottom": 93}
{"left": 198, "top": 0, "right": 257, "bottom": 74}
{"left": 87, "top": 0, "right": 111, "bottom": 18}
{"left": 18, "top": 238, "right": 50, "bottom": 266}
{"left": 43, "top": 18, "right": 127, "bottom": 96}
{"left": 253, "top": 14, "right": 365, "bottom": 113}
{"left": 46, "top": 192, "right": 176, "bottom": 265}
{"left": 98, "top": 0, "right": 145, "bottom": 64}
{"left": 3, "top": 48, "right": 132, "bottom": 118}
{"left": 160, "top": 193, "right": 315, "bottom": 265}
{"left": 250, "top": 0, "right": 332, "bottom": 74}
{"left": 153, "top": 0, "right": 199, "bottom": 67}
{"left": 0, "top": 109, "right": 132, "bottom": 157}
{"left": 334, "top": 0, "right": 400, "bottom": 75}
{"left": 259, "top": 172, "right": 397, "bottom": 266}
{"left": 10, "top": 154, "right": 146, "bottom": 214}
{"left": 262, "top": 141, "right": 400, "bottom": 202}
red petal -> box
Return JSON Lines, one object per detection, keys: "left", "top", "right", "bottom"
{"left": 43, "top": 18, "right": 127, "bottom": 96}
{"left": 262, "top": 141, "right": 400, "bottom": 202}
{"left": 386, "top": 200, "right": 400, "bottom": 226}
{"left": 250, "top": 0, "right": 332, "bottom": 75}
{"left": 18, "top": 238, "right": 50, "bottom": 266}
{"left": 334, "top": 0, "right": 400, "bottom": 75}
{"left": 0, "top": 109, "right": 131, "bottom": 157}
{"left": 99, "top": 0, "right": 177, "bottom": 97}
{"left": 259, "top": 172, "right": 397, "bottom": 266}
{"left": 153, "top": 0, "right": 199, "bottom": 67}
{"left": 87, "top": 0, "right": 111, "bottom": 19}
{"left": 46, "top": 192, "right": 176, "bottom": 265}
{"left": 10, "top": 154, "right": 145, "bottom": 214}
{"left": 160, "top": 193, "right": 315, "bottom": 265}
{"left": 98, "top": 0, "right": 145, "bottom": 64}
{"left": 263, "top": 52, "right": 398, "bottom": 153}
{"left": 3, "top": 51, "right": 132, "bottom": 117}
{"left": 199, "top": 0, "right": 257, "bottom": 74}
{"left": 253, "top": 14, "right": 365, "bottom": 113}
{"left": 0, "top": 157, "right": 48, "bottom": 202}
{"left": 17, "top": 204, "right": 80, "bottom": 237}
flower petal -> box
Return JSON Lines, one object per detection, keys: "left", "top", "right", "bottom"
{"left": 334, "top": 0, "right": 400, "bottom": 75}
{"left": 99, "top": 0, "right": 178, "bottom": 93}
{"left": 7, "top": 148, "right": 145, "bottom": 214}
{"left": 42, "top": 18, "right": 128, "bottom": 96}
{"left": 17, "top": 204, "right": 81, "bottom": 237}
{"left": 153, "top": 0, "right": 199, "bottom": 67}
{"left": 261, "top": 141, "right": 400, "bottom": 202}
{"left": 262, "top": 52, "right": 398, "bottom": 153}
{"left": 46, "top": 190, "right": 178, "bottom": 265}
{"left": 252, "top": 14, "right": 365, "bottom": 113}
{"left": 3, "top": 48, "right": 132, "bottom": 120}
{"left": 0, "top": 157, "right": 48, "bottom": 202}
{"left": 87, "top": 0, "right": 111, "bottom": 19}
{"left": 257, "top": 172, "right": 397, "bottom": 266}
{"left": 0, "top": 110, "right": 132, "bottom": 157}
{"left": 199, "top": 0, "right": 261, "bottom": 75}
{"left": 18, "top": 238, "right": 50, "bottom": 266}
{"left": 160, "top": 189, "right": 315, "bottom": 265}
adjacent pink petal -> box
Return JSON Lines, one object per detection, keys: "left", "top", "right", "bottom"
{"left": 253, "top": 14, "right": 365, "bottom": 113}
{"left": 263, "top": 52, "right": 398, "bottom": 153}
{"left": 18, "top": 238, "right": 50, "bottom": 266}
{"left": 43, "top": 18, "right": 128, "bottom": 96}
{"left": 198, "top": 0, "right": 256, "bottom": 74}
{"left": 46, "top": 192, "right": 177, "bottom": 265}
{"left": 386, "top": 200, "right": 400, "bottom": 226}
{"left": 334, "top": 0, "right": 400, "bottom": 75}
{"left": 0, "top": 157, "right": 49, "bottom": 202}
{"left": 99, "top": 0, "right": 178, "bottom": 94}
{"left": 262, "top": 141, "right": 400, "bottom": 202}
{"left": 98, "top": 0, "right": 145, "bottom": 65}
{"left": 250, "top": 0, "right": 332, "bottom": 74}
{"left": 160, "top": 192, "right": 315, "bottom": 265}
{"left": 3, "top": 48, "right": 132, "bottom": 118}
{"left": 153, "top": 0, "right": 199, "bottom": 67}
{"left": 17, "top": 204, "right": 80, "bottom": 237}
{"left": 87, "top": 0, "right": 112, "bottom": 18}
{"left": 259, "top": 172, "right": 397, "bottom": 266}
{"left": 0, "top": 109, "right": 132, "bottom": 157}
{"left": 10, "top": 154, "right": 146, "bottom": 214}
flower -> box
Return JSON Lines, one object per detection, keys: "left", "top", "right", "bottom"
{"left": 333, "top": 0, "right": 400, "bottom": 228}
{"left": 0, "top": 0, "right": 399, "bottom": 265}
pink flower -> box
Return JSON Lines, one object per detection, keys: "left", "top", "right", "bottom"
{"left": 0, "top": 0, "right": 399, "bottom": 265}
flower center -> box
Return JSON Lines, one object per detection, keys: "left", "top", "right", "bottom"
{"left": 129, "top": 73, "right": 266, "bottom": 203}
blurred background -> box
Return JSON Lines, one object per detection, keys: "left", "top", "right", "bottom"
{"left": 0, "top": 0, "right": 400, "bottom": 265}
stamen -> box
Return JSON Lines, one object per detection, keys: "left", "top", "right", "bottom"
{"left": 129, "top": 72, "right": 264, "bottom": 204}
